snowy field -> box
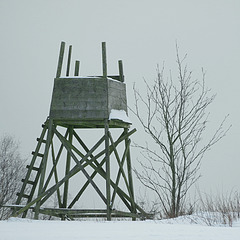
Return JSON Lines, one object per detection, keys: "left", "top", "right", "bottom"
{"left": 1, "top": 216, "right": 240, "bottom": 240}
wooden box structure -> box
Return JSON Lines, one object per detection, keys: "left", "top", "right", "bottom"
{"left": 50, "top": 77, "right": 128, "bottom": 127}
{"left": 11, "top": 42, "right": 150, "bottom": 221}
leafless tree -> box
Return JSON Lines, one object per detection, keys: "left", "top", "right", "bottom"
{"left": 0, "top": 135, "right": 26, "bottom": 219}
{"left": 132, "top": 49, "right": 230, "bottom": 218}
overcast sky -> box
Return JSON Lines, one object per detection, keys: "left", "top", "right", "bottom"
{"left": 0, "top": 0, "right": 240, "bottom": 197}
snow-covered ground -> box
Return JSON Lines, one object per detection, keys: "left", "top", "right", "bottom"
{"left": 1, "top": 216, "right": 240, "bottom": 240}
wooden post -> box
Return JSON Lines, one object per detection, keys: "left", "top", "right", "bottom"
{"left": 62, "top": 126, "right": 73, "bottom": 210}
{"left": 74, "top": 60, "right": 80, "bottom": 76}
{"left": 124, "top": 128, "right": 136, "bottom": 220}
{"left": 66, "top": 45, "right": 72, "bottom": 76}
{"left": 105, "top": 120, "right": 111, "bottom": 220}
{"left": 56, "top": 42, "right": 65, "bottom": 78}
{"left": 118, "top": 60, "right": 124, "bottom": 82}
{"left": 102, "top": 42, "right": 107, "bottom": 78}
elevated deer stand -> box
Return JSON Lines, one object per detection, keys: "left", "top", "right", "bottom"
{"left": 12, "top": 42, "right": 149, "bottom": 220}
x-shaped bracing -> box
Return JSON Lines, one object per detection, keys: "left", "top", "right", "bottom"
{"left": 13, "top": 123, "right": 146, "bottom": 218}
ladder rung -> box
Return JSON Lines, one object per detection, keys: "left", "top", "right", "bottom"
{"left": 37, "top": 138, "right": 47, "bottom": 143}
{"left": 32, "top": 151, "right": 44, "bottom": 158}
{"left": 16, "top": 193, "right": 30, "bottom": 199}
{"left": 21, "top": 179, "right": 35, "bottom": 185}
{"left": 26, "top": 165, "right": 40, "bottom": 171}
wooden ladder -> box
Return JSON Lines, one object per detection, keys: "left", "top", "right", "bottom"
{"left": 15, "top": 122, "right": 48, "bottom": 217}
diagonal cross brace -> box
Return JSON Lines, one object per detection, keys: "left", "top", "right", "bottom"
{"left": 12, "top": 128, "right": 106, "bottom": 217}
{"left": 12, "top": 128, "right": 144, "bottom": 217}
{"left": 68, "top": 128, "right": 137, "bottom": 208}
{"left": 109, "top": 135, "right": 132, "bottom": 208}
{"left": 52, "top": 127, "right": 108, "bottom": 205}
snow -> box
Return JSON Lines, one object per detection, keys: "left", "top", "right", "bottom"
{"left": 1, "top": 217, "right": 240, "bottom": 240}
{"left": 109, "top": 109, "right": 132, "bottom": 124}
{"left": 108, "top": 77, "right": 126, "bottom": 84}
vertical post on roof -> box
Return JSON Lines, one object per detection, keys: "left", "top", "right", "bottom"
{"left": 118, "top": 60, "right": 124, "bottom": 82}
{"left": 56, "top": 42, "right": 65, "bottom": 78}
{"left": 74, "top": 61, "right": 80, "bottom": 76}
{"left": 66, "top": 45, "right": 72, "bottom": 77}
{"left": 102, "top": 42, "right": 107, "bottom": 78}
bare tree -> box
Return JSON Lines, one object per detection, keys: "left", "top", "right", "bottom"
{"left": 0, "top": 135, "right": 26, "bottom": 219}
{"left": 132, "top": 49, "right": 230, "bottom": 218}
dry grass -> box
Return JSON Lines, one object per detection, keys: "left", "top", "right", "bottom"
{"left": 195, "top": 191, "right": 240, "bottom": 226}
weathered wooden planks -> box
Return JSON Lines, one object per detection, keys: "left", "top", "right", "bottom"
{"left": 49, "top": 77, "right": 127, "bottom": 122}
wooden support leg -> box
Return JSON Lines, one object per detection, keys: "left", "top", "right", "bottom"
{"left": 105, "top": 120, "right": 111, "bottom": 221}
{"left": 63, "top": 126, "right": 73, "bottom": 209}
{"left": 124, "top": 128, "right": 137, "bottom": 220}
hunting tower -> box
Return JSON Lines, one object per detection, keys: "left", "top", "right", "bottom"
{"left": 12, "top": 42, "right": 149, "bottom": 220}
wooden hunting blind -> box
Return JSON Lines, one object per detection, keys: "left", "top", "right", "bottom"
{"left": 11, "top": 42, "right": 150, "bottom": 221}
{"left": 50, "top": 77, "right": 128, "bottom": 126}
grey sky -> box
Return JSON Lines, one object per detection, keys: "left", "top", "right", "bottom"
{"left": 0, "top": 0, "right": 239, "bottom": 196}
